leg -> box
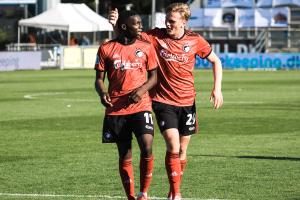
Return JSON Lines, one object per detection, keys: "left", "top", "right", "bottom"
{"left": 131, "top": 111, "right": 155, "bottom": 200}
{"left": 117, "top": 141, "right": 135, "bottom": 200}
{"left": 179, "top": 135, "right": 191, "bottom": 180}
{"left": 163, "top": 128, "right": 181, "bottom": 199}
{"left": 178, "top": 102, "right": 196, "bottom": 183}
{"left": 137, "top": 133, "right": 154, "bottom": 199}
{"left": 163, "top": 128, "right": 180, "bottom": 153}
{"left": 165, "top": 134, "right": 190, "bottom": 200}
{"left": 152, "top": 101, "right": 182, "bottom": 199}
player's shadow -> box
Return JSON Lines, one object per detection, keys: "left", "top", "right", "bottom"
{"left": 190, "top": 154, "right": 300, "bottom": 161}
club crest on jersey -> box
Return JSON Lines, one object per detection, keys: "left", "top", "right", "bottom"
{"left": 183, "top": 44, "right": 190, "bottom": 52}
{"left": 135, "top": 49, "right": 143, "bottom": 57}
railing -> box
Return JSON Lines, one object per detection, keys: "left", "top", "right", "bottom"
{"left": 6, "top": 43, "right": 37, "bottom": 51}
{"left": 6, "top": 43, "right": 61, "bottom": 51}
{"left": 191, "top": 27, "right": 300, "bottom": 53}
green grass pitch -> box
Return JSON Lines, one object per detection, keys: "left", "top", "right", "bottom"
{"left": 0, "top": 69, "right": 299, "bottom": 200}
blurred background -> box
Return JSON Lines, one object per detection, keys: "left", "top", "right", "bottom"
{"left": 0, "top": 0, "right": 299, "bottom": 70}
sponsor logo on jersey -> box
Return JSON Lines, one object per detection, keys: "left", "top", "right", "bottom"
{"left": 113, "top": 60, "right": 143, "bottom": 70}
{"left": 160, "top": 49, "right": 189, "bottom": 63}
{"left": 160, "top": 121, "right": 165, "bottom": 127}
{"left": 135, "top": 49, "right": 144, "bottom": 57}
{"left": 183, "top": 44, "right": 190, "bottom": 52}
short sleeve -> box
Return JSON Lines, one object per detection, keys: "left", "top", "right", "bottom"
{"left": 196, "top": 36, "right": 212, "bottom": 59}
{"left": 94, "top": 45, "right": 106, "bottom": 71}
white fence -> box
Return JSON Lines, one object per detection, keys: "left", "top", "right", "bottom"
{"left": 3, "top": 44, "right": 99, "bottom": 71}
{"left": 0, "top": 51, "right": 41, "bottom": 71}
{"left": 60, "top": 46, "right": 98, "bottom": 69}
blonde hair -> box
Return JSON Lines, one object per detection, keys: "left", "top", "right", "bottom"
{"left": 166, "top": 3, "right": 191, "bottom": 21}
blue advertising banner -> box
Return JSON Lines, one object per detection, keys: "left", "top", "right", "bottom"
{"left": 195, "top": 53, "right": 300, "bottom": 69}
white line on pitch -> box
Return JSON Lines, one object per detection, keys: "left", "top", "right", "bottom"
{"left": 24, "top": 92, "right": 66, "bottom": 99}
{"left": 23, "top": 92, "right": 95, "bottom": 102}
{"left": 0, "top": 193, "right": 224, "bottom": 200}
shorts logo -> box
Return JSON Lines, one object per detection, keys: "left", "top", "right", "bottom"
{"left": 104, "top": 131, "right": 113, "bottom": 142}
{"left": 189, "top": 126, "right": 195, "bottom": 131}
{"left": 160, "top": 121, "right": 165, "bottom": 127}
{"left": 135, "top": 49, "right": 144, "bottom": 57}
{"left": 145, "top": 125, "right": 153, "bottom": 130}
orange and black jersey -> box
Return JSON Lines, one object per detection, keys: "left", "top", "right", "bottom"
{"left": 141, "top": 28, "right": 212, "bottom": 106}
{"left": 95, "top": 38, "right": 157, "bottom": 115}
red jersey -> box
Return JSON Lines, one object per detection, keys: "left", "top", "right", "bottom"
{"left": 141, "top": 28, "right": 212, "bottom": 106}
{"left": 95, "top": 38, "right": 157, "bottom": 115}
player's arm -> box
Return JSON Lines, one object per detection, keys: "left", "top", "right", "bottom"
{"left": 130, "top": 68, "right": 157, "bottom": 103}
{"left": 95, "top": 70, "right": 113, "bottom": 107}
{"left": 206, "top": 51, "right": 223, "bottom": 109}
{"left": 108, "top": 8, "right": 119, "bottom": 34}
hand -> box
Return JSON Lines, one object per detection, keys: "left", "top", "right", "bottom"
{"left": 100, "top": 92, "right": 113, "bottom": 107}
{"left": 210, "top": 89, "right": 223, "bottom": 109}
{"left": 129, "top": 87, "right": 146, "bottom": 103}
{"left": 108, "top": 8, "right": 118, "bottom": 26}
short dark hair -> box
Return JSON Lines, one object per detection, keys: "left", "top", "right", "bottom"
{"left": 117, "top": 10, "right": 139, "bottom": 30}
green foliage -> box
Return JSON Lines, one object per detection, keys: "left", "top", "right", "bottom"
{"left": 0, "top": 69, "right": 299, "bottom": 200}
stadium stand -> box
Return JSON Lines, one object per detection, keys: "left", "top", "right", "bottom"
{"left": 185, "top": 0, "right": 300, "bottom": 53}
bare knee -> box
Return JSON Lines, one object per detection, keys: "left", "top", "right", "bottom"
{"left": 179, "top": 135, "right": 191, "bottom": 160}
{"left": 179, "top": 147, "right": 187, "bottom": 160}
{"left": 138, "top": 134, "right": 153, "bottom": 158}
{"left": 163, "top": 128, "right": 180, "bottom": 153}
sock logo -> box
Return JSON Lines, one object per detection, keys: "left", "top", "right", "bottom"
{"left": 171, "top": 171, "right": 178, "bottom": 177}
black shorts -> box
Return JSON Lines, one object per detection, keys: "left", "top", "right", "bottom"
{"left": 102, "top": 111, "right": 154, "bottom": 143}
{"left": 152, "top": 101, "right": 197, "bottom": 136}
